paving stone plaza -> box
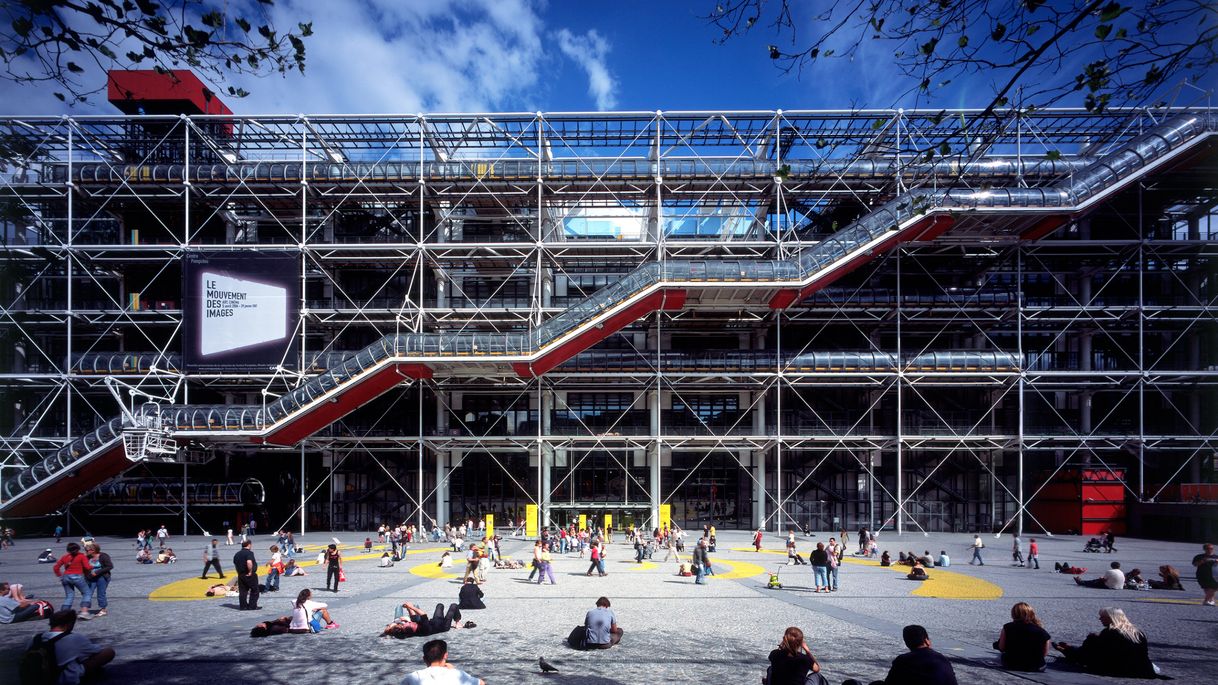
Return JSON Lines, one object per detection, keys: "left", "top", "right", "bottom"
{"left": 0, "top": 530, "right": 1213, "bottom": 684}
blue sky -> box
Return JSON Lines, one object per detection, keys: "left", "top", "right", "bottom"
{"left": 0, "top": 0, "right": 1212, "bottom": 115}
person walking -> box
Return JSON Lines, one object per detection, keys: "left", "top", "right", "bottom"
{"left": 324, "top": 543, "right": 342, "bottom": 593}
{"left": 54, "top": 524, "right": 63, "bottom": 543}
{"left": 826, "top": 537, "right": 841, "bottom": 591}
{"left": 858, "top": 526, "right": 869, "bottom": 554}
{"left": 155, "top": 524, "right": 169, "bottom": 548}
{"left": 536, "top": 543, "right": 556, "bottom": 585}
{"left": 1192, "top": 542, "right": 1217, "bottom": 606}
{"left": 52, "top": 543, "right": 93, "bottom": 618}
{"left": 83, "top": 543, "right": 113, "bottom": 618}
{"left": 232, "top": 540, "right": 260, "bottom": 610}
{"left": 463, "top": 544, "right": 481, "bottom": 584}
{"left": 200, "top": 538, "right": 225, "bottom": 579}
{"left": 753, "top": 528, "right": 764, "bottom": 552}
{"left": 969, "top": 535, "right": 985, "bottom": 565}
{"left": 265, "top": 545, "right": 282, "bottom": 592}
{"left": 1027, "top": 538, "right": 1040, "bottom": 570}
{"left": 1011, "top": 534, "right": 1025, "bottom": 567}
{"left": 692, "top": 538, "right": 710, "bottom": 585}
{"left": 225, "top": 528, "right": 234, "bottom": 546}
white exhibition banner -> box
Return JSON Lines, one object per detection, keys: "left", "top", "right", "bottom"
{"left": 199, "top": 271, "right": 289, "bottom": 356}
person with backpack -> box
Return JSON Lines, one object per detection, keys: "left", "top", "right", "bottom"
{"left": 21, "top": 609, "right": 114, "bottom": 685}
{"left": 83, "top": 544, "right": 113, "bottom": 618}
{"left": 51, "top": 543, "right": 93, "bottom": 618}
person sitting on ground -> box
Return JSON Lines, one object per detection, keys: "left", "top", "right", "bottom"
{"left": 1124, "top": 568, "right": 1149, "bottom": 591}
{"left": 1075, "top": 561, "right": 1125, "bottom": 589}
{"left": 29, "top": 609, "right": 115, "bottom": 685}
{"left": 994, "top": 602, "right": 1051, "bottom": 672}
{"left": 383, "top": 601, "right": 469, "bottom": 638}
{"left": 936, "top": 550, "right": 950, "bottom": 567}
{"left": 282, "top": 558, "right": 306, "bottom": 576}
{"left": 458, "top": 577, "right": 485, "bottom": 610}
{"left": 1054, "top": 607, "right": 1155, "bottom": 678}
{"left": 0, "top": 582, "right": 51, "bottom": 624}
{"left": 919, "top": 551, "right": 935, "bottom": 567}
{"left": 249, "top": 616, "right": 293, "bottom": 637}
{"left": 880, "top": 550, "right": 892, "bottom": 567}
{"left": 37, "top": 549, "right": 55, "bottom": 563}
{"left": 288, "top": 588, "right": 337, "bottom": 633}
{"left": 1148, "top": 565, "right": 1183, "bottom": 591}
{"left": 842, "top": 624, "right": 957, "bottom": 685}
{"left": 156, "top": 548, "right": 176, "bottom": 564}
{"left": 582, "top": 596, "right": 623, "bottom": 650}
{"left": 907, "top": 560, "right": 929, "bottom": 581}
{"left": 766, "top": 626, "right": 821, "bottom": 685}
{"left": 1055, "top": 562, "right": 1087, "bottom": 575}
{"left": 380, "top": 551, "right": 394, "bottom": 568}
{"left": 676, "top": 562, "right": 693, "bottom": 577}
{"left": 898, "top": 551, "right": 908, "bottom": 565}
{"left": 402, "top": 639, "right": 485, "bottom": 685}
{"left": 439, "top": 550, "right": 453, "bottom": 569}
{"left": 135, "top": 548, "right": 153, "bottom": 564}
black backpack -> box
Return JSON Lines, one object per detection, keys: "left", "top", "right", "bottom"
{"left": 19, "top": 631, "right": 66, "bottom": 685}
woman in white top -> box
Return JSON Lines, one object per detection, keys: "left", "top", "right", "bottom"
{"left": 288, "top": 589, "right": 337, "bottom": 633}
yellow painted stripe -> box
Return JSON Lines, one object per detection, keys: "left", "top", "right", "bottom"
{"left": 840, "top": 557, "right": 1004, "bottom": 600}
{"left": 705, "top": 558, "right": 767, "bottom": 580}
{"left": 149, "top": 547, "right": 448, "bottom": 601}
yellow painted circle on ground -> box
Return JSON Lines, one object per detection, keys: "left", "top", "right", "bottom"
{"left": 409, "top": 562, "right": 460, "bottom": 580}
{"left": 148, "top": 546, "right": 449, "bottom": 601}
{"left": 706, "top": 558, "right": 767, "bottom": 580}
{"left": 616, "top": 560, "right": 658, "bottom": 570}
{"left": 840, "top": 557, "right": 1004, "bottom": 600}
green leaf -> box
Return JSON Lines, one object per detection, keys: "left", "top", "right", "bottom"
{"left": 298, "top": 22, "right": 313, "bottom": 37}
{"left": 957, "top": 35, "right": 969, "bottom": 48}
{"left": 1045, "top": 150, "right": 1062, "bottom": 160}
{"left": 201, "top": 11, "right": 224, "bottom": 29}
{"left": 1095, "top": 24, "right": 1112, "bottom": 40}
{"left": 939, "top": 141, "right": 951, "bottom": 156}
{"left": 54, "top": 92, "right": 66, "bottom": 102}
{"left": 67, "top": 62, "right": 84, "bottom": 73}
{"left": 991, "top": 23, "right": 1006, "bottom": 41}
{"left": 126, "top": 50, "right": 144, "bottom": 62}
{"left": 135, "top": 0, "right": 158, "bottom": 15}
{"left": 1099, "top": 2, "right": 1126, "bottom": 22}
{"left": 1144, "top": 64, "right": 1163, "bottom": 84}
{"left": 1026, "top": 24, "right": 1040, "bottom": 36}
{"left": 1115, "top": 28, "right": 1126, "bottom": 39}
{"left": 236, "top": 18, "right": 251, "bottom": 32}
{"left": 930, "top": 110, "right": 946, "bottom": 125}
{"left": 919, "top": 37, "right": 939, "bottom": 55}
{"left": 768, "top": 44, "right": 780, "bottom": 59}
{"left": 1025, "top": 0, "right": 1046, "bottom": 10}
{"left": 98, "top": 45, "right": 117, "bottom": 60}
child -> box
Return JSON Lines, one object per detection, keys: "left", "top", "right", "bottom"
{"left": 380, "top": 552, "right": 394, "bottom": 568}
{"left": 364, "top": 537, "right": 373, "bottom": 552}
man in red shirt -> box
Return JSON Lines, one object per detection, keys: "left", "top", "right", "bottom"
{"left": 1028, "top": 538, "right": 1040, "bottom": 569}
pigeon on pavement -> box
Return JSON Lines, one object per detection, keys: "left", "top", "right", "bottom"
{"left": 539, "top": 656, "right": 559, "bottom": 673}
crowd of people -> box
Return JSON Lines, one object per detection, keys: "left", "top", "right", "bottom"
{"left": 1, "top": 525, "right": 1213, "bottom": 685}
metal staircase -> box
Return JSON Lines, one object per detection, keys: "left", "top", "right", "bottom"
{"left": 2, "top": 112, "right": 1213, "bottom": 517}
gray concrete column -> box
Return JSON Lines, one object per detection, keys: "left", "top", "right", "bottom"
{"left": 435, "top": 451, "right": 452, "bottom": 527}
{"left": 750, "top": 449, "right": 765, "bottom": 529}
{"left": 648, "top": 443, "right": 661, "bottom": 528}
{"left": 540, "top": 443, "right": 553, "bottom": 527}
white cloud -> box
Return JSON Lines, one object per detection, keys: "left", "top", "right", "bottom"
{"left": 554, "top": 28, "right": 618, "bottom": 111}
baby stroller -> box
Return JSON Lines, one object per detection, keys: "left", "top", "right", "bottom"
{"left": 766, "top": 566, "right": 783, "bottom": 590}
{"left": 1083, "top": 538, "right": 1104, "bottom": 553}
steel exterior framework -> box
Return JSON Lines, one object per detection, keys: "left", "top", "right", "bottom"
{"left": 0, "top": 108, "right": 1214, "bottom": 534}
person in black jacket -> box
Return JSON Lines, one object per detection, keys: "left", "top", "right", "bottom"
{"left": 458, "top": 577, "right": 485, "bottom": 610}
{"left": 843, "top": 625, "right": 957, "bottom": 685}
{"left": 1054, "top": 607, "right": 1156, "bottom": 678}
{"left": 766, "top": 626, "right": 820, "bottom": 685}
{"left": 994, "top": 602, "right": 1051, "bottom": 671}
{"left": 83, "top": 543, "right": 114, "bottom": 618}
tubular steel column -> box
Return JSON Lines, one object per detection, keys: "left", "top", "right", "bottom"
{"left": 776, "top": 311, "right": 784, "bottom": 533}
{"left": 300, "top": 445, "right": 306, "bottom": 534}
{"left": 1017, "top": 245, "right": 1025, "bottom": 537}
{"left": 895, "top": 247, "right": 904, "bottom": 535}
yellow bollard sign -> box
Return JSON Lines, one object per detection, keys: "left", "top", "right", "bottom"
{"left": 526, "top": 504, "right": 538, "bottom": 538}
{"left": 485, "top": 514, "right": 494, "bottom": 539}
{"left": 660, "top": 504, "right": 671, "bottom": 530}
{"left": 604, "top": 513, "right": 612, "bottom": 531}
{"left": 578, "top": 514, "right": 587, "bottom": 532}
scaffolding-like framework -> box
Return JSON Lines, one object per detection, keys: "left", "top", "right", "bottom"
{"left": 0, "top": 108, "right": 1214, "bottom": 535}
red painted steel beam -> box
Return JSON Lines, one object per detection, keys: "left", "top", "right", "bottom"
{"left": 4, "top": 444, "right": 128, "bottom": 518}
{"left": 514, "top": 289, "right": 686, "bottom": 378}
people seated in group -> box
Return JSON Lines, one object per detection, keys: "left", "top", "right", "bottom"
{"left": 1054, "top": 607, "right": 1156, "bottom": 678}
{"left": 1075, "top": 561, "right": 1125, "bottom": 589}
{"left": 29, "top": 610, "right": 115, "bottom": 685}
{"left": 155, "top": 548, "right": 176, "bottom": 564}
{"left": 1083, "top": 537, "right": 1105, "bottom": 553}
{"left": 0, "top": 582, "right": 52, "bottom": 624}
{"left": 379, "top": 551, "right": 394, "bottom": 568}
{"left": 458, "top": 577, "right": 485, "bottom": 610}
{"left": 1148, "top": 565, "right": 1183, "bottom": 591}
{"left": 283, "top": 558, "right": 306, "bottom": 576}
{"left": 676, "top": 562, "right": 693, "bottom": 577}
{"left": 765, "top": 626, "right": 820, "bottom": 685}
{"left": 907, "top": 561, "right": 929, "bottom": 581}
{"left": 568, "top": 596, "right": 623, "bottom": 650}
{"left": 919, "top": 551, "right": 935, "bottom": 567}
{"left": 1054, "top": 562, "right": 1086, "bottom": 575}
{"left": 935, "top": 551, "right": 950, "bottom": 567}
{"left": 492, "top": 558, "right": 525, "bottom": 570}
{"left": 993, "top": 602, "right": 1051, "bottom": 672}
{"left": 843, "top": 624, "right": 957, "bottom": 685}
{"left": 135, "top": 548, "right": 153, "bottom": 564}
{"left": 382, "top": 601, "right": 470, "bottom": 638}
{"left": 288, "top": 589, "right": 337, "bottom": 633}
{"left": 37, "top": 549, "right": 55, "bottom": 563}
{"left": 897, "top": 551, "right": 909, "bottom": 565}
{"left": 879, "top": 551, "right": 891, "bottom": 567}
{"left": 249, "top": 616, "right": 293, "bottom": 637}
{"left": 402, "top": 639, "right": 486, "bottom": 685}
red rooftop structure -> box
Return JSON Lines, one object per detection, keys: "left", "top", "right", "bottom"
{"left": 107, "top": 69, "right": 232, "bottom": 116}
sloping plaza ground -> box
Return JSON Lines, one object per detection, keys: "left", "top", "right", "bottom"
{"left": 0, "top": 529, "right": 1214, "bottom": 684}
